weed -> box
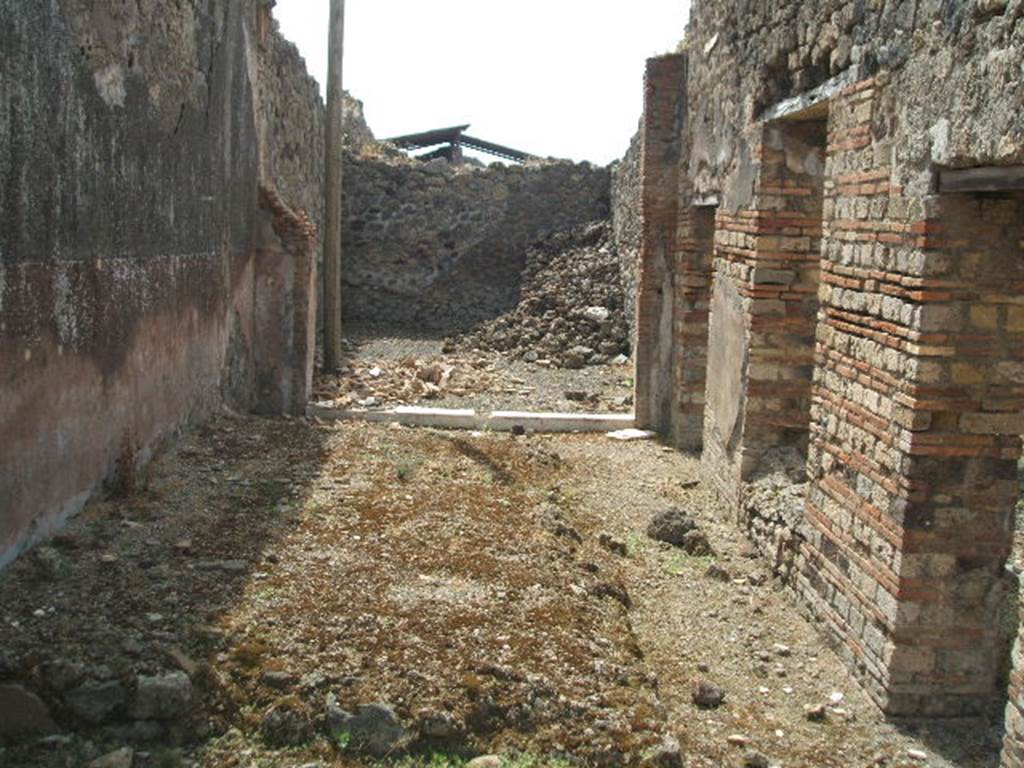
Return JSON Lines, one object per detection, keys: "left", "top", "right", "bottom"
{"left": 109, "top": 430, "right": 140, "bottom": 498}
{"left": 334, "top": 730, "right": 352, "bottom": 750}
{"left": 661, "top": 551, "right": 715, "bottom": 576}
{"left": 381, "top": 754, "right": 466, "bottom": 768}
{"left": 431, "top": 754, "right": 466, "bottom": 768}
{"left": 395, "top": 456, "right": 422, "bottom": 482}
{"left": 380, "top": 442, "right": 429, "bottom": 482}
{"left": 625, "top": 531, "right": 649, "bottom": 558}
{"left": 502, "top": 754, "right": 574, "bottom": 768}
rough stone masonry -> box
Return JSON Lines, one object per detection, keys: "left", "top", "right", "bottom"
{"left": 626, "top": 0, "right": 1024, "bottom": 763}
{"left": 342, "top": 150, "right": 610, "bottom": 332}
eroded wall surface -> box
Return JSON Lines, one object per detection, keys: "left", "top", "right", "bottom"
{"left": 612, "top": 128, "right": 643, "bottom": 344}
{"left": 255, "top": 19, "right": 374, "bottom": 246}
{"left": 342, "top": 156, "right": 611, "bottom": 332}
{"left": 631, "top": 55, "right": 715, "bottom": 451}
{"left": 634, "top": 56, "right": 687, "bottom": 440}
{"left": 0, "top": 0, "right": 321, "bottom": 568}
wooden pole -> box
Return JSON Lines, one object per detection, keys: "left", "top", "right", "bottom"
{"left": 323, "top": 0, "right": 345, "bottom": 372}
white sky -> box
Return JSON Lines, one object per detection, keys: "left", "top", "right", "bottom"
{"left": 273, "top": 1, "right": 691, "bottom": 165}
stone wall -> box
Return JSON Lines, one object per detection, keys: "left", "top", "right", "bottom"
{"left": 256, "top": 11, "right": 374, "bottom": 245}
{"left": 612, "top": 127, "right": 643, "bottom": 343}
{"left": 342, "top": 155, "right": 611, "bottom": 332}
{"left": 683, "top": 0, "right": 1024, "bottom": 721}
{"left": 0, "top": 0, "right": 321, "bottom": 569}
{"left": 684, "top": 0, "right": 1023, "bottom": 202}
{"left": 256, "top": 16, "right": 325, "bottom": 240}
{"left": 629, "top": 0, "right": 1024, "bottom": 734}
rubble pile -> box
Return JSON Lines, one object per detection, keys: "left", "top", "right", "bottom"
{"left": 313, "top": 354, "right": 527, "bottom": 409}
{"left": 742, "top": 447, "right": 810, "bottom": 581}
{"left": 455, "top": 221, "right": 631, "bottom": 368}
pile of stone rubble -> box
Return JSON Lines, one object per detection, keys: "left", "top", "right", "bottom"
{"left": 313, "top": 354, "right": 518, "bottom": 409}
{"left": 454, "top": 221, "right": 631, "bottom": 368}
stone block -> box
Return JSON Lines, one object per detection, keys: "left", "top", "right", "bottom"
{"left": 752, "top": 268, "right": 797, "bottom": 286}
{"left": 0, "top": 684, "right": 58, "bottom": 741}
{"left": 130, "top": 672, "right": 193, "bottom": 721}
{"left": 951, "top": 363, "right": 984, "bottom": 385}
{"left": 970, "top": 305, "right": 999, "bottom": 330}
{"left": 960, "top": 412, "right": 1024, "bottom": 435}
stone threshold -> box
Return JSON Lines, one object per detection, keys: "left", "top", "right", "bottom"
{"left": 307, "top": 403, "right": 636, "bottom": 433}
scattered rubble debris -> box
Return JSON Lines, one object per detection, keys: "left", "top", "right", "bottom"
{"left": 456, "top": 222, "right": 630, "bottom": 367}
{"left": 742, "top": 447, "right": 810, "bottom": 581}
{"left": 315, "top": 334, "right": 636, "bottom": 415}
{"left": 314, "top": 346, "right": 517, "bottom": 409}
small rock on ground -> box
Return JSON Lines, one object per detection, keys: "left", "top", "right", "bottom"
{"left": 599, "top": 532, "right": 628, "bottom": 556}
{"left": 647, "top": 507, "right": 697, "bottom": 546}
{"left": 804, "top": 702, "right": 828, "bottom": 722}
{"left": 262, "top": 700, "right": 313, "bottom": 748}
{"left": 681, "top": 529, "right": 712, "bottom": 556}
{"left": 692, "top": 680, "right": 726, "bottom": 710}
{"left": 0, "top": 684, "right": 58, "bottom": 740}
{"left": 86, "top": 748, "right": 134, "bottom": 768}
{"left": 130, "top": 671, "right": 193, "bottom": 720}
{"left": 326, "top": 701, "right": 410, "bottom": 757}
{"left": 65, "top": 680, "right": 127, "bottom": 724}
{"left": 644, "top": 734, "right": 684, "bottom": 768}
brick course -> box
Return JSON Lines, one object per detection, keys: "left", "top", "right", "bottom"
{"left": 702, "top": 118, "right": 826, "bottom": 508}
{"left": 634, "top": 54, "right": 691, "bottom": 443}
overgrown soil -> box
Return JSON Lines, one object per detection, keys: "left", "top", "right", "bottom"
{"left": 0, "top": 416, "right": 1005, "bottom": 767}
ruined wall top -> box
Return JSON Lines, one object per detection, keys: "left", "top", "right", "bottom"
{"left": 684, "top": 0, "right": 1024, "bottom": 207}
{"left": 256, "top": 12, "right": 375, "bottom": 246}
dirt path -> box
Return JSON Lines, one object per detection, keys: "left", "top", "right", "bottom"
{"left": 0, "top": 418, "right": 1004, "bottom": 767}
{"left": 554, "top": 437, "right": 1004, "bottom": 768}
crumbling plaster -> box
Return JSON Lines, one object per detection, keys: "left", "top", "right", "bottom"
{"left": 0, "top": 0, "right": 321, "bottom": 568}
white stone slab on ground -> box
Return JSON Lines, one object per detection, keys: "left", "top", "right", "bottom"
{"left": 309, "top": 403, "right": 637, "bottom": 434}
{"left": 606, "top": 428, "right": 658, "bottom": 441}
{"left": 307, "top": 403, "right": 480, "bottom": 429}
{"left": 486, "top": 411, "right": 634, "bottom": 433}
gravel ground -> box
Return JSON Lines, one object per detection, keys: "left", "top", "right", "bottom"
{"left": 315, "top": 329, "right": 634, "bottom": 414}
{"left": 555, "top": 439, "right": 1004, "bottom": 768}
{"left": 0, "top": 416, "right": 1005, "bottom": 768}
